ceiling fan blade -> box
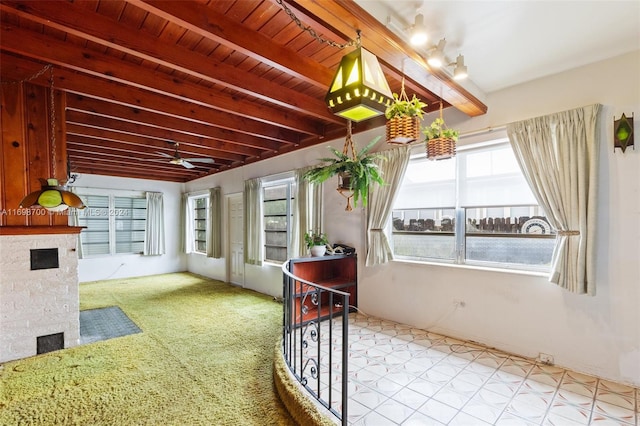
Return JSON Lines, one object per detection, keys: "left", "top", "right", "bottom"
{"left": 156, "top": 151, "right": 174, "bottom": 158}
{"left": 182, "top": 158, "right": 215, "bottom": 163}
{"left": 181, "top": 160, "right": 195, "bottom": 169}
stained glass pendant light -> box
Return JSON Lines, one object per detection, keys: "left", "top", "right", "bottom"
{"left": 19, "top": 65, "right": 85, "bottom": 212}
{"left": 325, "top": 42, "right": 394, "bottom": 122}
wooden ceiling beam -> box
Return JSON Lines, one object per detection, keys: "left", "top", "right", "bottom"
{"left": 71, "top": 163, "right": 196, "bottom": 182}
{"left": 129, "top": 0, "right": 334, "bottom": 89}
{"left": 66, "top": 143, "right": 220, "bottom": 175}
{"left": 65, "top": 94, "right": 284, "bottom": 153}
{"left": 67, "top": 152, "right": 206, "bottom": 176}
{"left": 286, "top": 0, "right": 487, "bottom": 117}
{"left": 65, "top": 126, "right": 239, "bottom": 165}
{"left": 0, "top": 24, "right": 321, "bottom": 137}
{"left": 0, "top": 53, "right": 299, "bottom": 147}
{"left": 66, "top": 111, "right": 261, "bottom": 161}
{"left": 0, "top": 0, "right": 341, "bottom": 124}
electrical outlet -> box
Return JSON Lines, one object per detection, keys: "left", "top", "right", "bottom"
{"left": 538, "top": 353, "right": 554, "bottom": 365}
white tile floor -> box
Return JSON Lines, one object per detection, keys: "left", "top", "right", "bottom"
{"left": 301, "top": 313, "right": 639, "bottom": 425}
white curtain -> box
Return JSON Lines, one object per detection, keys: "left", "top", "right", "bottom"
{"left": 243, "top": 178, "right": 263, "bottom": 266}
{"left": 207, "top": 187, "right": 222, "bottom": 258}
{"left": 507, "top": 104, "right": 601, "bottom": 294}
{"left": 181, "top": 193, "right": 194, "bottom": 254}
{"left": 143, "top": 192, "right": 165, "bottom": 256}
{"left": 365, "top": 145, "right": 411, "bottom": 266}
{"left": 291, "top": 167, "right": 323, "bottom": 258}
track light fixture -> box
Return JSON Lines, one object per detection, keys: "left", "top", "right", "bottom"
{"left": 426, "top": 38, "right": 447, "bottom": 68}
{"left": 450, "top": 54, "right": 468, "bottom": 80}
{"left": 409, "top": 13, "right": 428, "bottom": 46}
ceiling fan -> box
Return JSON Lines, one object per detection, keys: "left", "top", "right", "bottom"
{"left": 156, "top": 141, "right": 215, "bottom": 169}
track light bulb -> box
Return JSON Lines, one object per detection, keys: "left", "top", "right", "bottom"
{"left": 409, "top": 14, "right": 428, "bottom": 46}
{"left": 453, "top": 54, "right": 468, "bottom": 80}
{"left": 427, "top": 38, "right": 446, "bottom": 68}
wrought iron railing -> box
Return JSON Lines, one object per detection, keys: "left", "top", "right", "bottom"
{"left": 281, "top": 260, "right": 350, "bottom": 425}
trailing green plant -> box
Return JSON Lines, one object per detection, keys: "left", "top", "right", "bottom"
{"left": 304, "top": 230, "right": 328, "bottom": 248}
{"left": 384, "top": 93, "right": 427, "bottom": 120}
{"left": 303, "top": 136, "right": 384, "bottom": 209}
{"left": 422, "top": 117, "right": 459, "bottom": 141}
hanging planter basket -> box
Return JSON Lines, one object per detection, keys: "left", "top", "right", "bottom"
{"left": 424, "top": 101, "right": 459, "bottom": 161}
{"left": 386, "top": 116, "right": 421, "bottom": 144}
{"left": 384, "top": 77, "right": 426, "bottom": 145}
{"left": 426, "top": 137, "right": 456, "bottom": 160}
{"left": 303, "top": 121, "right": 385, "bottom": 211}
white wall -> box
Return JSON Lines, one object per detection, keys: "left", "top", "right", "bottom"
{"left": 183, "top": 143, "right": 357, "bottom": 297}
{"left": 185, "top": 51, "right": 639, "bottom": 386}
{"left": 360, "top": 50, "right": 640, "bottom": 387}
{"left": 72, "top": 174, "right": 186, "bottom": 282}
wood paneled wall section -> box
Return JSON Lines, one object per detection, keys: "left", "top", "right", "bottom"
{"left": 1, "top": 81, "right": 68, "bottom": 226}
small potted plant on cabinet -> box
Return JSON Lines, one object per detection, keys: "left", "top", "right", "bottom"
{"left": 305, "top": 230, "right": 329, "bottom": 257}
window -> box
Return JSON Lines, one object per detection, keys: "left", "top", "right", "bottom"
{"left": 392, "top": 138, "right": 555, "bottom": 271}
{"left": 263, "top": 178, "right": 295, "bottom": 264}
{"left": 192, "top": 195, "right": 209, "bottom": 254}
{"left": 77, "top": 192, "right": 146, "bottom": 257}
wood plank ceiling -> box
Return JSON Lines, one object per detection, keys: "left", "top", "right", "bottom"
{"left": 0, "top": 0, "right": 486, "bottom": 183}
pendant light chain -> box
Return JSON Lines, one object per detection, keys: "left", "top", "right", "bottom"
{"left": 1, "top": 63, "right": 59, "bottom": 179}
{"left": 0, "top": 63, "right": 52, "bottom": 85}
{"left": 275, "top": 0, "right": 361, "bottom": 49}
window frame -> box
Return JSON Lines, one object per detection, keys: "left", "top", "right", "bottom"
{"left": 390, "top": 137, "right": 556, "bottom": 273}
{"left": 187, "top": 193, "right": 210, "bottom": 255}
{"left": 262, "top": 175, "right": 295, "bottom": 265}
{"left": 75, "top": 188, "right": 147, "bottom": 257}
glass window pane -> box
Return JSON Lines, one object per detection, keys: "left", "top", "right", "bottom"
{"left": 191, "top": 196, "right": 209, "bottom": 253}
{"left": 262, "top": 180, "right": 294, "bottom": 264}
{"left": 265, "top": 231, "right": 287, "bottom": 246}
{"left": 392, "top": 234, "right": 455, "bottom": 260}
{"left": 395, "top": 157, "right": 456, "bottom": 209}
{"left": 264, "top": 199, "right": 287, "bottom": 215}
{"left": 114, "top": 196, "right": 147, "bottom": 254}
{"left": 391, "top": 141, "right": 554, "bottom": 272}
{"left": 392, "top": 208, "right": 456, "bottom": 261}
{"left": 265, "top": 246, "right": 287, "bottom": 263}
{"left": 465, "top": 206, "right": 554, "bottom": 234}
{"left": 78, "top": 195, "right": 110, "bottom": 257}
{"left": 264, "top": 216, "right": 287, "bottom": 231}
{"left": 264, "top": 185, "right": 287, "bottom": 201}
{"left": 466, "top": 236, "right": 555, "bottom": 266}
{"left": 458, "top": 145, "right": 537, "bottom": 206}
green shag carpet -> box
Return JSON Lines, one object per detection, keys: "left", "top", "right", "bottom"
{"left": 0, "top": 273, "right": 296, "bottom": 425}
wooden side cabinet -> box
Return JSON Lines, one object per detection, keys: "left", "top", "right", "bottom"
{"left": 284, "top": 254, "right": 357, "bottom": 327}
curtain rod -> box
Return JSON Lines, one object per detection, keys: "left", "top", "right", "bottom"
{"left": 459, "top": 125, "right": 508, "bottom": 138}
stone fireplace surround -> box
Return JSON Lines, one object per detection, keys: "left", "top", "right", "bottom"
{"left": 0, "top": 226, "right": 81, "bottom": 363}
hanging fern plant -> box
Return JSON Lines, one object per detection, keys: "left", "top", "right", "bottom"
{"left": 304, "top": 123, "right": 384, "bottom": 210}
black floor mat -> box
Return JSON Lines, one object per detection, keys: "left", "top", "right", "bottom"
{"left": 79, "top": 306, "right": 142, "bottom": 344}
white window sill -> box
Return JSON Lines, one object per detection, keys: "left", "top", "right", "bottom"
{"left": 391, "top": 257, "right": 549, "bottom": 278}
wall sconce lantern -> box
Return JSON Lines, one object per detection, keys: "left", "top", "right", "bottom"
{"left": 325, "top": 45, "right": 394, "bottom": 122}
{"left": 614, "top": 113, "right": 634, "bottom": 153}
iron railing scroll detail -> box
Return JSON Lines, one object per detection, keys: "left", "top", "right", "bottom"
{"left": 282, "top": 255, "right": 355, "bottom": 425}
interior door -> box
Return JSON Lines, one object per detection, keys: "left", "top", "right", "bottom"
{"left": 227, "top": 193, "right": 244, "bottom": 286}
